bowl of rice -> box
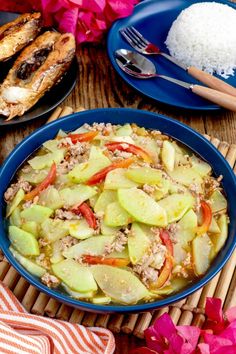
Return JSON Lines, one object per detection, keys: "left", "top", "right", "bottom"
{"left": 165, "top": 1, "right": 236, "bottom": 79}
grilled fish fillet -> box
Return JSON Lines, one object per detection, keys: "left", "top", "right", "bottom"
{"left": 0, "top": 13, "right": 41, "bottom": 62}
{"left": 0, "top": 31, "right": 76, "bottom": 120}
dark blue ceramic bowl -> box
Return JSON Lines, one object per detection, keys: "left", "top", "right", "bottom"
{"left": 0, "top": 108, "right": 236, "bottom": 313}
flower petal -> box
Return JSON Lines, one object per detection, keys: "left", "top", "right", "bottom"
{"left": 58, "top": 8, "right": 79, "bottom": 34}
{"left": 41, "top": 0, "right": 66, "bottom": 13}
{"left": 168, "top": 333, "right": 184, "bottom": 353}
{"left": 226, "top": 307, "right": 236, "bottom": 323}
{"left": 179, "top": 342, "right": 195, "bottom": 354}
{"left": 205, "top": 297, "right": 223, "bottom": 323}
{"left": 145, "top": 326, "right": 166, "bottom": 353}
{"left": 197, "top": 343, "right": 210, "bottom": 354}
{"left": 154, "top": 313, "right": 177, "bottom": 339}
{"left": 218, "top": 321, "right": 236, "bottom": 344}
{"left": 105, "top": 0, "right": 138, "bottom": 22}
{"left": 203, "top": 332, "right": 232, "bottom": 353}
{"left": 177, "top": 325, "right": 201, "bottom": 349}
{"left": 82, "top": 0, "right": 106, "bottom": 13}
{"left": 211, "top": 345, "right": 236, "bottom": 354}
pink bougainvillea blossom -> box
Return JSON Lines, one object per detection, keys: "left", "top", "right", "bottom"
{"left": 41, "top": 0, "right": 139, "bottom": 43}
{"left": 130, "top": 298, "right": 236, "bottom": 354}
{"left": 0, "top": 0, "right": 139, "bottom": 44}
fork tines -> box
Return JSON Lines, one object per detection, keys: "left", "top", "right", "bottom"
{"left": 119, "top": 26, "right": 149, "bottom": 50}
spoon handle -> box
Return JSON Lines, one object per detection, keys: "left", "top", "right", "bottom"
{"left": 191, "top": 85, "right": 236, "bottom": 111}
{"left": 187, "top": 67, "right": 236, "bottom": 97}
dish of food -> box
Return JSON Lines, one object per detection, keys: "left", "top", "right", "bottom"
{"left": 0, "top": 12, "right": 77, "bottom": 125}
{"left": 0, "top": 12, "right": 41, "bottom": 62}
{"left": 165, "top": 2, "right": 236, "bottom": 78}
{"left": 4, "top": 121, "right": 229, "bottom": 305}
{"left": 107, "top": 0, "right": 236, "bottom": 110}
{"left": 0, "top": 108, "right": 235, "bottom": 312}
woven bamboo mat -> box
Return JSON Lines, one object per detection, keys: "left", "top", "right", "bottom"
{"left": 0, "top": 105, "right": 236, "bottom": 339}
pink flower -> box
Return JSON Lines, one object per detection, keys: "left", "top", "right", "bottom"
{"left": 41, "top": 0, "right": 139, "bottom": 43}
{"left": 132, "top": 298, "right": 236, "bottom": 354}
{"left": 0, "top": 0, "right": 139, "bottom": 44}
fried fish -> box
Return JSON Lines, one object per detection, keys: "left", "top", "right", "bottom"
{"left": 0, "top": 12, "right": 41, "bottom": 62}
{"left": 0, "top": 31, "right": 76, "bottom": 120}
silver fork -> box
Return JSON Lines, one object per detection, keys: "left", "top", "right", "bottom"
{"left": 119, "top": 26, "right": 236, "bottom": 97}
{"left": 119, "top": 26, "right": 184, "bottom": 68}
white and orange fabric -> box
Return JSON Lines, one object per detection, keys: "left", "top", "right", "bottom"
{"left": 0, "top": 282, "right": 115, "bottom": 354}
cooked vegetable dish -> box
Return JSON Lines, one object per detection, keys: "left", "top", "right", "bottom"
{"left": 5, "top": 123, "right": 229, "bottom": 305}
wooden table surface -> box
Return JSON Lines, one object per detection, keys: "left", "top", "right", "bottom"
{"left": 1, "top": 44, "right": 236, "bottom": 353}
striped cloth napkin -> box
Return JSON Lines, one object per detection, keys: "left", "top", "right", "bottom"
{"left": 0, "top": 282, "right": 115, "bottom": 354}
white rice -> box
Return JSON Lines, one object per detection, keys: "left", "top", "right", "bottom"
{"left": 165, "top": 2, "right": 236, "bottom": 78}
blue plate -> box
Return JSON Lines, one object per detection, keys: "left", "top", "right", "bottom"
{"left": 107, "top": 0, "right": 236, "bottom": 111}
{"left": 0, "top": 108, "right": 236, "bottom": 313}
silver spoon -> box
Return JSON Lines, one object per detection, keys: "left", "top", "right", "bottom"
{"left": 114, "top": 49, "right": 236, "bottom": 112}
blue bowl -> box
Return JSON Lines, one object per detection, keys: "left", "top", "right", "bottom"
{"left": 0, "top": 108, "right": 236, "bottom": 313}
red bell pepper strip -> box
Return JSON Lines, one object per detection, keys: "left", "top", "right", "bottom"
{"left": 152, "top": 230, "right": 173, "bottom": 289}
{"left": 196, "top": 201, "right": 212, "bottom": 236}
{"left": 82, "top": 255, "right": 130, "bottom": 267}
{"left": 105, "top": 141, "right": 152, "bottom": 163}
{"left": 160, "top": 230, "right": 173, "bottom": 256}
{"left": 155, "top": 256, "right": 173, "bottom": 289}
{"left": 24, "top": 163, "right": 57, "bottom": 201}
{"left": 72, "top": 202, "right": 97, "bottom": 229}
{"left": 87, "top": 158, "right": 134, "bottom": 185}
{"left": 68, "top": 131, "right": 98, "bottom": 144}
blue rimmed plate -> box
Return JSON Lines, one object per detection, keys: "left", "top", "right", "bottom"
{"left": 107, "top": 0, "right": 236, "bottom": 111}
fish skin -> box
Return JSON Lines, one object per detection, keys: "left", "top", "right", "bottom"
{"left": 0, "top": 31, "right": 76, "bottom": 120}
{"left": 0, "top": 12, "right": 41, "bottom": 62}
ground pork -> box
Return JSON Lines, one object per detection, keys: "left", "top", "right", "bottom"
{"left": 57, "top": 137, "right": 74, "bottom": 148}
{"left": 203, "top": 176, "right": 223, "bottom": 197}
{"left": 150, "top": 227, "right": 160, "bottom": 240}
{"left": 57, "top": 141, "right": 89, "bottom": 173}
{"left": 111, "top": 149, "right": 133, "bottom": 160}
{"left": 55, "top": 209, "right": 81, "bottom": 220}
{"left": 151, "top": 244, "right": 167, "bottom": 269}
{"left": 172, "top": 265, "right": 189, "bottom": 278}
{"left": 104, "top": 230, "right": 128, "bottom": 255}
{"left": 83, "top": 123, "right": 115, "bottom": 135}
{"left": 35, "top": 254, "right": 50, "bottom": 270}
{"left": 166, "top": 223, "right": 179, "bottom": 243}
{"left": 194, "top": 194, "right": 202, "bottom": 213}
{"left": 137, "top": 266, "right": 158, "bottom": 284}
{"left": 22, "top": 200, "right": 33, "bottom": 209}
{"left": 142, "top": 184, "right": 158, "bottom": 196}
{"left": 188, "top": 182, "right": 202, "bottom": 213}
{"left": 137, "top": 161, "right": 152, "bottom": 168}
{"left": 38, "top": 238, "right": 49, "bottom": 247}
{"left": 4, "top": 180, "right": 32, "bottom": 202}
{"left": 21, "top": 165, "right": 32, "bottom": 173}
{"left": 133, "top": 255, "right": 159, "bottom": 286}
{"left": 57, "top": 159, "right": 77, "bottom": 174}
{"left": 151, "top": 162, "right": 165, "bottom": 170}
{"left": 133, "top": 240, "right": 167, "bottom": 286}
{"left": 59, "top": 236, "right": 78, "bottom": 251}
{"left": 41, "top": 272, "right": 60, "bottom": 288}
